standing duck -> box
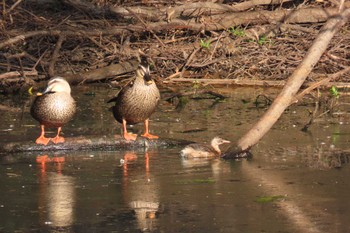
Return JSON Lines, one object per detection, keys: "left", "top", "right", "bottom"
{"left": 107, "top": 59, "right": 160, "bottom": 141}
{"left": 30, "top": 77, "right": 76, "bottom": 145}
{"left": 180, "top": 137, "right": 230, "bottom": 158}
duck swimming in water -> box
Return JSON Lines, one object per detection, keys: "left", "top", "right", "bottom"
{"left": 107, "top": 59, "right": 160, "bottom": 141}
{"left": 180, "top": 137, "right": 230, "bottom": 158}
{"left": 30, "top": 77, "right": 76, "bottom": 145}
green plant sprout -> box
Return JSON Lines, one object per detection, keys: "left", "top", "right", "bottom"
{"left": 258, "top": 35, "right": 267, "bottom": 45}
{"left": 192, "top": 80, "right": 201, "bottom": 89}
{"left": 330, "top": 86, "right": 340, "bottom": 99}
{"left": 229, "top": 26, "right": 245, "bottom": 37}
{"left": 200, "top": 39, "right": 211, "bottom": 49}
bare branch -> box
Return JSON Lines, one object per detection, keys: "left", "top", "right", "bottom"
{"left": 48, "top": 35, "right": 66, "bottom": 77}
{"left": 0, "top": 70, "right": 38, "bottom": 79}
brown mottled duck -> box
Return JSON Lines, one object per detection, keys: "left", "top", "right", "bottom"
{"left": 108, "top": 60, "right": 160, "bottom": 141}
{"left": 180, "top": 137, "right": 230, "bottom": 158}
{"left": 30, "top": 77, "right": 76, "bottom": 145}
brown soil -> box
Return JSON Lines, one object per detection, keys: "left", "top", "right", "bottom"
{"left": 1, "top": 0, "right": 350, "bottom": 93}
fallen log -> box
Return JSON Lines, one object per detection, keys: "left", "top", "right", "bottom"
{"left": 0, "top": 59, "right": 139, "bottom": 88}
{"left": 61, "top": 0, "right": 294, "bottom": 21}
{"left": 0, "top": 135, "right": 193, "bottom": 154}
{"left": 163, "top": 78, "right": 350, "bottom": 89}
{"left": 0, "top": 70, "right": 38, "bottom": 79}
{"left": 1, "top": 4, "right": 348, "bottom": 50}
{"left": 65, "top": 59, "right": 139, "bottom": 84}
{"left": 61, "top": 0, "right": 350, "bottom": 26}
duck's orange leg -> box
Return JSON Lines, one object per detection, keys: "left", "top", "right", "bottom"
{"left": 141, "top": 119, "right": 158, "bottom": 139}
{"left": 35, "top": 125, "right": 51, "bottom": 145}
{"left": 52, "top": 127, "right": 65, "bottom": 144}
{"left": 122, "top": 119, "right": 137, "bottom": 141}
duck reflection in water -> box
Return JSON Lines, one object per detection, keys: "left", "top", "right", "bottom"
{"left": 36, "top": 154, "right": 75, "bottom": 230}
{"left": 121, "top": 150, "right": 160, "bottom": 232}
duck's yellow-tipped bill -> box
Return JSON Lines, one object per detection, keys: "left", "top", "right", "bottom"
{"left": 28, "top": 87, "right": 34, "bottom": 95}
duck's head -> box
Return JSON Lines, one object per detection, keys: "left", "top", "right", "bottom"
{"left": 37, "top": 77, "right": 71, "bottom": 96}
{"left": 211, "top": 137, "right": 230, "bottom": 147}
{"left": 137, "top": 58, "right": 153, "bottom": 85}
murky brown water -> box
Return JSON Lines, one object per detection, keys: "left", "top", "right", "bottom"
{"left": 1, "top": 86, "right": 350, "bottom": 232}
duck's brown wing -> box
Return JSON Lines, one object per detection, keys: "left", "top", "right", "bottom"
{"left": 107, "top": 81, "right": 134, "bottom": 103}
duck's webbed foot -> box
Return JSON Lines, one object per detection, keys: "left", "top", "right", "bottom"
{"left": 141, "top": 119, "right": 158, "bottom": 140}
{"left": 122, "top": 119, "right": 138, "bottom": 141}
{"left": 35, "top": 135, "right": 51, "bottom": 145}
{"left": 52, "top": 127, "right": 65, "bottom": 144}
{"left": 35, "top": 125, "right": 51, "bottom": 145}
{"left": 123, "top": 132, "right": 138, "bottom": 141}
{"left": 141, "top": 132, "right": 158, "bottom": 139}
{"left": 52, "top": 136, "right": 65, "bottom": 144}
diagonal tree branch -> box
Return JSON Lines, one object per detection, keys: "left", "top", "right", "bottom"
{"left": 223, "top": 7, "right": 350, "bottom": 159}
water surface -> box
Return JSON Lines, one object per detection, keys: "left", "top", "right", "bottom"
{"left": 1, "top": 86, "right": 350, "bottom": 232}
